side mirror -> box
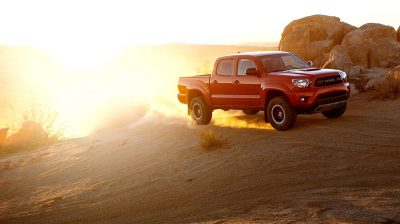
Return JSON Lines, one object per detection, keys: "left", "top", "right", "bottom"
{"left": 245, "top": 68, "right": 259, "bottom": 76}
{"left": 307, "top": 61, "right": 314, "bottom": 67}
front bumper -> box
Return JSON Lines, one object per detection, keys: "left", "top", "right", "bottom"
{"left": 288, "top": 82, "right": 350, "bottom": 114}
{"left": 313, "top": 100, "right": 347, "bottom": 113}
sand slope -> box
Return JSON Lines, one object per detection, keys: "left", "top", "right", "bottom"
{"left": 1, "top": 94, "right": 400, "bottom": 223}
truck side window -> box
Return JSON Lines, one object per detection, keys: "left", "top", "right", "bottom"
{"left": 216, "top": 59, "right": 234, "bottom": 76}
{"left": 237, "top": 59, "right": 257, "bottom": 76}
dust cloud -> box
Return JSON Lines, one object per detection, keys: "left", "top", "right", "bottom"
{"left": 0, "top": 44, "right": 275, "bottom": 137}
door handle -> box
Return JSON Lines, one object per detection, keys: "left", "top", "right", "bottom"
{"left": 213, "top": 80, "right": 218, "bottom": 84}
{"left": 234, "top": 80, "right": 239, "bottom": 84}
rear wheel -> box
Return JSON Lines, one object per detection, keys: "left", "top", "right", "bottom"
{"left": 189, "top": 97, "right": 212, "bottom": 125}
{"left": 267, "top": 96, "right": 296, "bottom": 131}
{"left": 242, "top": 109, "right": 260, "bottom": 115}
{"left": 322, "top": 102, "right": 347, "bottom": 118}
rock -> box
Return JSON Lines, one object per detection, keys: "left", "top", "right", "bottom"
{"left": 363, "top": 68, "right": 390, "bottom": 88}
{"left": 341, "top": 23, "right": 400, "bottom": 69}
{"left": 349, "top": 65, "right": 364, "bottom": 76}
{"left": 350, "top": 68, "right": 389, "bottom": 92}
{"left": 279, "top": 15, "right": 351, "bottom": 65}
{"left": 322, "top": 23, "right": 400, "bottom": 71}
{"left": 397, "top": 26, "right": 400, "bottom": 41}
{"left": 280, "top": 16, "right": 400, "bottom": 72}
{"left": 342, "top": 22, "right": 357, "bottom": 35}
{"left": 322, "top": 45, "right": 353, "bottom": 72}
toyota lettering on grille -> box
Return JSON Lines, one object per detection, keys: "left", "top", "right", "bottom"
{"left": 324, "top": 78, "right": 336, "bottom": 83}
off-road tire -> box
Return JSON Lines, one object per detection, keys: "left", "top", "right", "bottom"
{"left": 322, "top": 102, "right": 347, "bottom": 119}
{"left": 189, "top": 97, "right": 212, "bottom": 125}
{"left": 267, "top": 96, "right": 296, "bottom": 131}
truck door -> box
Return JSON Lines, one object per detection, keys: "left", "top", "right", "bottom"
{"left": 231, "top": 58, "right": 261, "bottom": 108}
{"left": 210, "top": 58, "right": 237, "bottom": 107}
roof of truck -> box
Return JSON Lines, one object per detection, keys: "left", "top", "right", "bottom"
{"left": 222, "top": 51, "right": 290, "bottom": 58}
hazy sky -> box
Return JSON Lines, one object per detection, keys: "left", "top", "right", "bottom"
{"left": 0, "top": 0, "right": 398, "bottom": 66}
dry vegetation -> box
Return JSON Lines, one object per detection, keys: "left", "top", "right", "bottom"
{"left": 374, "top": 73, "right": 400, "bottom": 99}
{"left": 0, "top": 108, "right": 64, "bottom": 155}
{"left": 198, "top": 129, "right": 228, "bottom": 150}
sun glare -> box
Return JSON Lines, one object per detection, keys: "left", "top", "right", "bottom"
{"left": 43, "top": 45, "right": 123, "bottom": 69}
{"left": 0, "top": 0, "right": 398, "bottom": 138}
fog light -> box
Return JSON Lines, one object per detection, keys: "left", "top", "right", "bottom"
{"left": 300, "top": 96, "right": 308, "bottom": 103}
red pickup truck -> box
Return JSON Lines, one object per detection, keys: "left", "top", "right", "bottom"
{"left": 177, "top": 51, "right": 350, "bottom": 130}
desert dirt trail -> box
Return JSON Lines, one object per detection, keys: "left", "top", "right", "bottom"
{"left": 0, "top": 94, "right": 400, "bottom": 224}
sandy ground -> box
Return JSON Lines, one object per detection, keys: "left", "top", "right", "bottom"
{"left": 0, "top": 94, "right": 400, "bottom": 224}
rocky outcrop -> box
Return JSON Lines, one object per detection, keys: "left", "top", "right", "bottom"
{"left": 279, "top": 15, "right": 356, "bottom": 65}
{"left": 397, "top": 26, "right": 400, "bottom": 42}
{"left": 322, "top": 45, "right": 352, "bottom": 71}
{"left": 280, "top": 16, "right": 400, "bottom": 75}
{"left": 340, "top": 23, "right": 400, "bottom": 69}
{"left": 342, "top": 22, "right": 357, "bottom": 35}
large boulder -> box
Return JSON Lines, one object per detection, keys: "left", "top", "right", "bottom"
{"left": 342, "top": 23, "right": 400, "bottom": 68}
{"left": 279, "top": 15, "right": 356, "bottom": 65}
{"left": 322, "top": 45, "right": 352, "bottom": 70}
{"left": 397, "top": 26, "right": 400, "bottom": 41}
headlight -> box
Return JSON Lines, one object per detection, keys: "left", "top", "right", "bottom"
{"left": 339, "top": 71, "right": 347, "bottom": 81}
{"left": 292, "top": 78, "right": 311, "bottom": 88}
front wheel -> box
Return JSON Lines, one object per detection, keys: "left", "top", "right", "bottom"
{"left": 242, "top": 109, "right": 260, "bottom": 115}
{"left": 267, "top": 96, "right": 296, "bottom": 131}
{"left": 322, "top": 102, "right": 347, "bottom": 118}
{"left": 189, "top": 97, "right": 212, "bottom": 125}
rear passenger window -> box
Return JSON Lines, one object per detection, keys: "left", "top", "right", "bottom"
{"left": 237, "top": 59, "right": 257, "bottom": 76}
{"left": 216, "top": 59, "right": 234, "bottom": 76}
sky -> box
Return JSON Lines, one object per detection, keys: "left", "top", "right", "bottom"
{"left": 0, "top": 0, "right": 398, "bottom": 67}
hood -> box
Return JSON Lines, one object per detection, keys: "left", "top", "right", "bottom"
{"left": 269, "top": 68, "right": 340, "bottom": 78}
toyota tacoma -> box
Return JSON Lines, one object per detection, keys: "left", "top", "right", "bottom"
{"left": 177, "top": 51, "right": 350, "bottom": 130}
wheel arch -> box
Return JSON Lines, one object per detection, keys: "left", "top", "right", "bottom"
{"left": 187, "top": 89, "right": 212, "bottom": 114}
{"left": 264, "top": 89, "right": 291, "bottom": 107}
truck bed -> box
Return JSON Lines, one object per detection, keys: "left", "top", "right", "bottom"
{"left": 177, "top": 74, "right": 211, "bottom": 104}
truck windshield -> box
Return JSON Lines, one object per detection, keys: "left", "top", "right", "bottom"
{"left": 261, "top": 54, "right": 310, "bottom": 73}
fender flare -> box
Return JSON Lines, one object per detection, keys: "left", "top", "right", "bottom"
{"left": 261, "top": 82, "right": 292, "bottom": 108}
{"left": 186, "top": 84, "right": 212, "bottom": 112}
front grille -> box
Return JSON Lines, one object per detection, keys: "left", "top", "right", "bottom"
{"left": 316, "top": 91, "right": 348, "bottom": 105}
{"left": 315, "top": 75, "right": 343, "bottom": 87}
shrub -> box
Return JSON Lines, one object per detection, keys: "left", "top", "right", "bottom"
{"left": 374, "top": 66, "right": 400, "bottom": 99}
{"left": 198, "top": 130, "right": 227, "bottom": 150}
{"left": 1, "top": 108, "right": 64, "bottom": 154}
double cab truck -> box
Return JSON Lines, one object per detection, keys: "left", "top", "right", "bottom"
{"left": 177, "top": 51, "right": 350, "bottom": 131}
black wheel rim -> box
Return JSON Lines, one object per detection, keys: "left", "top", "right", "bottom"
{"left": 193, "top": 103, "right": 202, "bottom": 120}
{"left": 271, "top": 105, "right": 285, "bottom": 124}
